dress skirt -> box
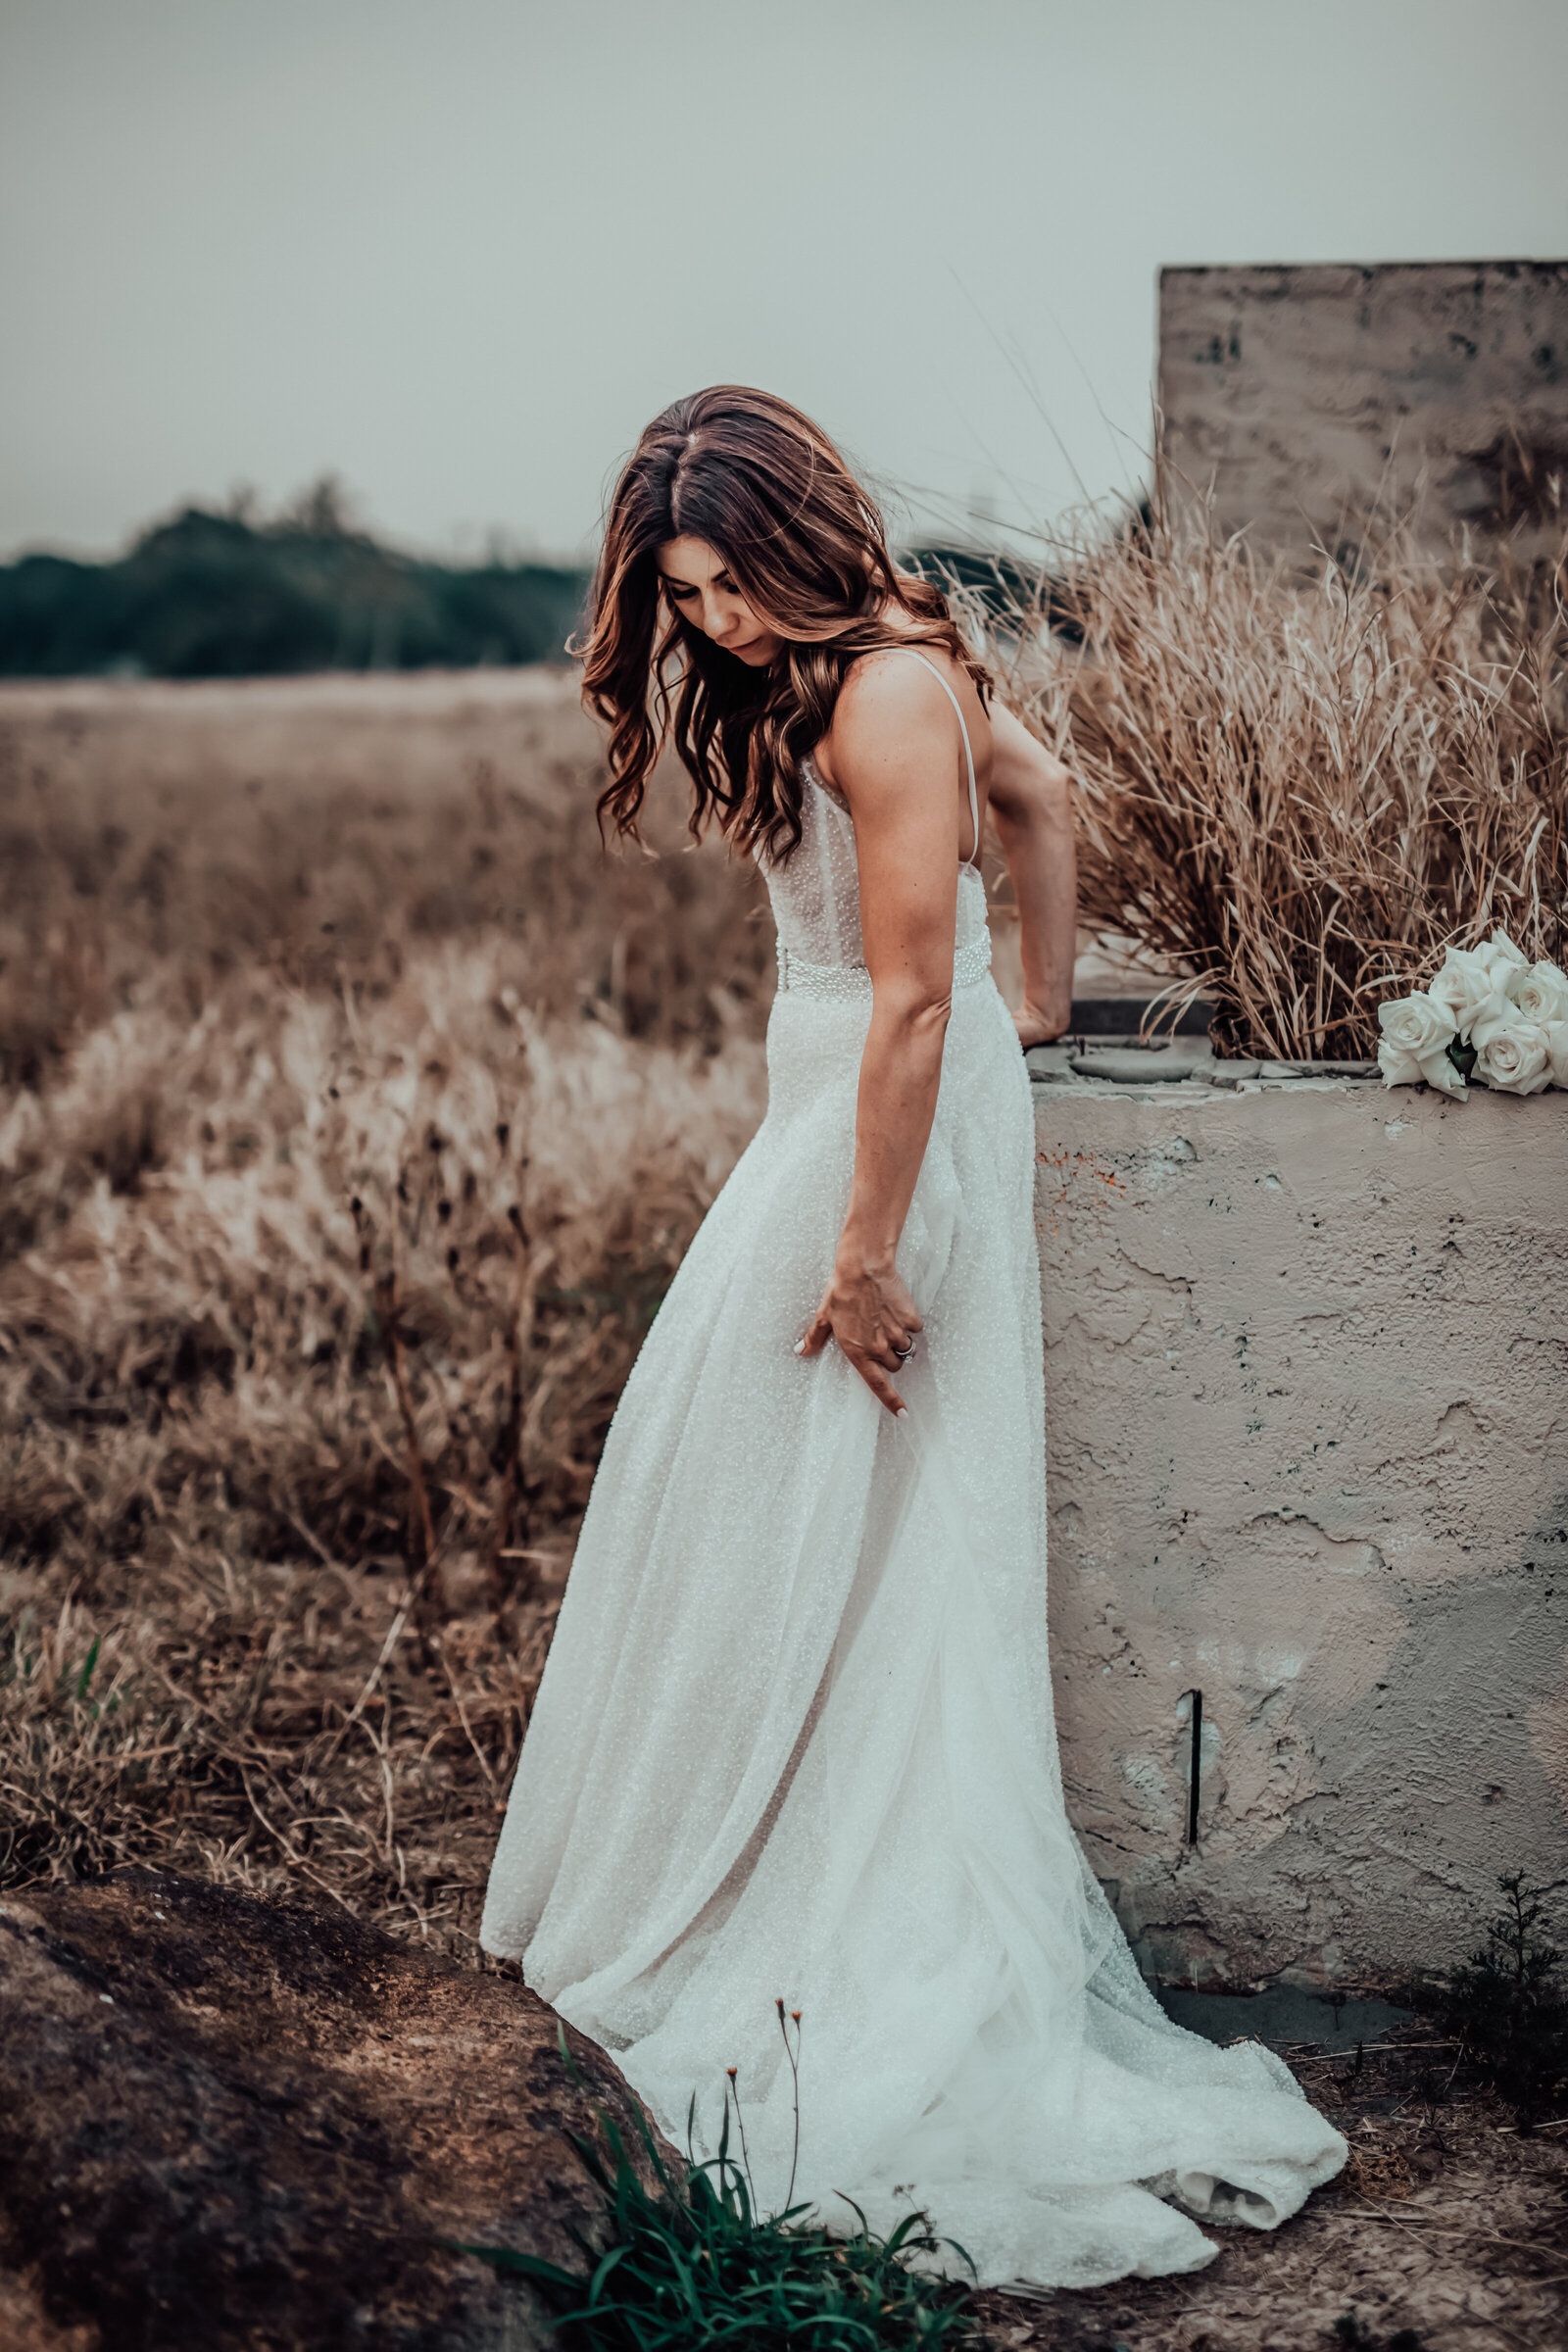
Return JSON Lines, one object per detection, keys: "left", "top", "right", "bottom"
{"left": 481, "top": 957, "right": 1348, "bottom": 2290}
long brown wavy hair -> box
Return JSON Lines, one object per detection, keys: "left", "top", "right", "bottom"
{"left": 580, "top": 385, "right": 991, "bottom": 861}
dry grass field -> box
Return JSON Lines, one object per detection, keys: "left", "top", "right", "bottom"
{"left": 0, "top": 660, "right": 1059, "bottom": 1956}
{"left": 0, "top": 667, "right": 776, "bottom": 1952}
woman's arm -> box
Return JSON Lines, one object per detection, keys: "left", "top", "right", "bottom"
{"left": 988, "top": 702, "right": 1077, "bottom": 1047}
{"left": 797, "top": 656, "right": 966, "bottom": 1415}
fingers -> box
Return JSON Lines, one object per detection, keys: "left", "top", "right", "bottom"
{"left": 872, "top": 1311, "right": 921, "bottom": 1369}
{"left": 798, "top": 1311, "right": 922, "bottom": 1372}
{"left": 795, "top": 1302, "right": 833, "bottom": 1358}
{"left": 848, "top": 1349, "right": 906, "bottom": 1417}
{"left": 840, "top": 1327, "right": 913, "bottom": 1413}
{"left": 794, "top": 1323, "right": 910, "bottom": 1416}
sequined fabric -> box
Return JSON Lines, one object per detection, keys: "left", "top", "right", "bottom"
{"left": 777, "top": 925, "right": 993, "bottom": 1002}
{"left": 481, "top": 756, "right": 1348, "bottom": 2290}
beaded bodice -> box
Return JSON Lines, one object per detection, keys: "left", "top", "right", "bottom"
{"left": 762, "top": 756, "right": 991, "bottom": 998}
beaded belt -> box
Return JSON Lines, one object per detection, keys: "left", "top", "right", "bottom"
{"left": 775, "top": 930, "right": 993, "bottom": 1002}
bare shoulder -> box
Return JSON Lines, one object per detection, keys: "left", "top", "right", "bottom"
{"left": 818, "top": 639, "right": 990, "bottom": 787}
{"left": 829, "top": 648, "right": 943, "bottom": 757}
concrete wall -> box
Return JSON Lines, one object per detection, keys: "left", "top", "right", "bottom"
{"left": 1035, "top": 1068, "right": 1568, "bottom": 1989}
{"left": 1157, "top": 262, "right": 1568, "bottom": 564}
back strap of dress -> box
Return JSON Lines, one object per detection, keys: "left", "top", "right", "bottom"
{"left": 892, "top": 647, "right": 981, "bottom": 868}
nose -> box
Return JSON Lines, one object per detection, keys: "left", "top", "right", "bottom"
{"left": 704, "top": 594, "right": 737, "bottom": 643}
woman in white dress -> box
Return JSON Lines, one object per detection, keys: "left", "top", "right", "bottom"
{"left": 481, "top": 385, "right": 1347, "bottom": 2291}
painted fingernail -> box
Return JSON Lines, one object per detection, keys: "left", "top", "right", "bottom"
{"left": 895, "top": 1405, "right": 907, "bottom": 1419}
{"left": 793, "top": 1340, "right": 806, "bottom": 1354}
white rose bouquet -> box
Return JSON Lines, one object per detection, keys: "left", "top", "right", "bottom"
{"left": 1377, "top": 928, "right": 1568, "bottom": 1101}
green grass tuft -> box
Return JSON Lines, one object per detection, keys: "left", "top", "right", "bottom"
{"left": 456, "top": 2028, "right": 984, "bottom": 2351}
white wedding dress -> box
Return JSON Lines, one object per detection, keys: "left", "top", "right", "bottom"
{"left": 481, "top": 650, "right": 1347, "bottom": 2289}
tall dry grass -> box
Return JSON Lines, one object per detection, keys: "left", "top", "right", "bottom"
{"left": 0, "top": 673, "right": 769, "bottom": 1952}
{"left": 985, "top": 522, "right": 1568, "bottom": 1055}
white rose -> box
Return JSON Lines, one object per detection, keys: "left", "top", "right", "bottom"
{"left": 1378, "top": 1039, "right": 1421, "bottom": 1089}
{"left": 1477, "top": 926, "right": 1530, "bottom": 985}
{"left": 1378, "top": 991, "right": 1455, "bottom": 1055}
{"left": 1544, "top": 1019, "right": 1568, "bottom": 1088}
{"left": 1469, "top": 1002, "right": 1552, "bottom": 1095}
{"left": 1377, "top": 1035, "right": 1466, "bottom": 1097}
{"left": 1506, "top": 958, "right": 1568, "bottom": 1026}
{"left": 1377, "top": 991, "right": 1466, "bottom": 1095}
{"left": 1428, "top": 947, "right": 1499, "bottom": 1036}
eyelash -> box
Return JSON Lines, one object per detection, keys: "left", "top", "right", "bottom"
{"left": 665, "top": 579, "right": 735, "bottom": 601}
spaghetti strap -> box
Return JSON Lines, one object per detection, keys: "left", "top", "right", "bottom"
{"left": 892, "top": 646, "right": 981, "bottom": 868}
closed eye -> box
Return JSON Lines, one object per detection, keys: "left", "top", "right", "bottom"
{"left": 660, "top": 573, "right": 740, "bottom": 601}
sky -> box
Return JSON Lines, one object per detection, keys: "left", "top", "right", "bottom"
{"left": 2, "top": 0, "right": 1566, "bottom": 565}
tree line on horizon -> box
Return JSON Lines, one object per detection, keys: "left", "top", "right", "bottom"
{"left": 0, "top": 481, "right": 593, "bottom": 679}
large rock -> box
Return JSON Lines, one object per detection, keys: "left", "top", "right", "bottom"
{"left": 0, "top": 1869, "right": 676, "bottom": 2351}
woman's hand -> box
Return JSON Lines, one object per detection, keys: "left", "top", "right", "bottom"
{"left": 797, "top": 1250, "right": 923, "bottom": 1417}
{"left": 1014, "top": 997, "right": 1072, "bottom": 1050}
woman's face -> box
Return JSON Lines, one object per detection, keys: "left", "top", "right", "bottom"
{"left": 656, "top": 535, "right": 781, "bottom": 666}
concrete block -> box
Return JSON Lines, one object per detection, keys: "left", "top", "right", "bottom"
{"left": 1158, "top": 261, "right": 1568, "bottom": 566}
{"left": 1036, "top": 1075, "right": 1568, "bottom": 1985}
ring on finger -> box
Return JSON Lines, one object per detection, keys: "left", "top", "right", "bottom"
{"left": 892, "top": 1338, "right": 915, "bottom": 1361}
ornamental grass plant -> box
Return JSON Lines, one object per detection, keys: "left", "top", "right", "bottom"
{"left": 980, "top": 516, "right": 1568, "bottom": 1059}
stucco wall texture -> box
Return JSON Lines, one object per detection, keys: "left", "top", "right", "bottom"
{"left": 1035, "top": 1074, "right": 1568, "bottom": 1989}
{"left": 1157, "top": 261, "right": 1568, "bottom": 565}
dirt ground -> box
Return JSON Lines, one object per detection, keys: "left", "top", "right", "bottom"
{"left": 973, "top": 2027, "right": 1567, "bottom": 2352}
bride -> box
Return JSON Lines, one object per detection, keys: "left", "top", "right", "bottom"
{"left": 481, "top": 385, "right": 1347, "bottom": 2290}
